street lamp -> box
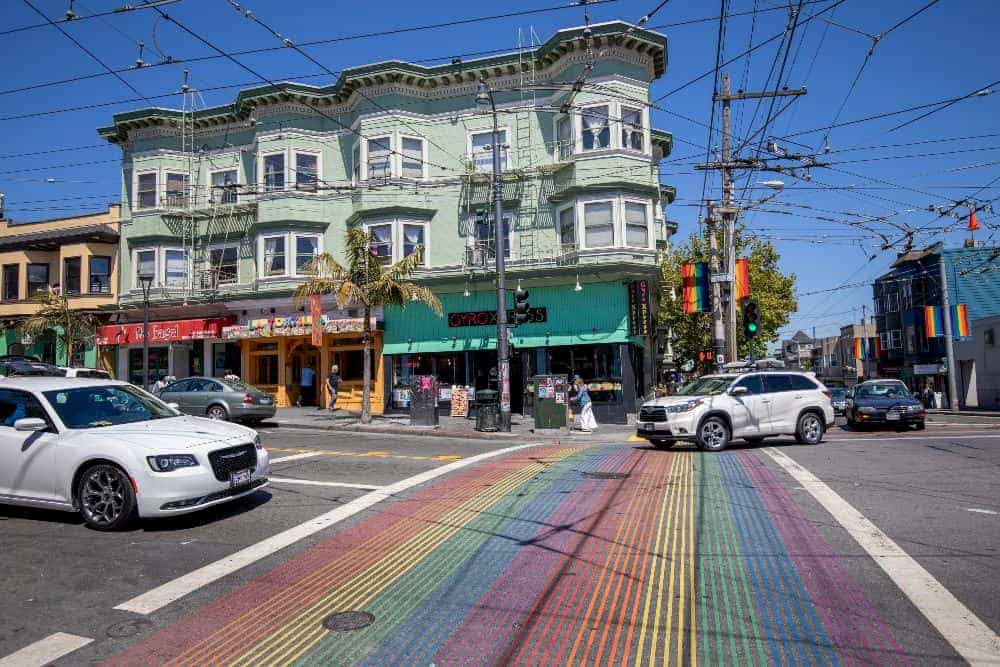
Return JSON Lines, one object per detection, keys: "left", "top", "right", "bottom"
{"left": 138, "top": 273, "right": 154, "bottom": 390}
{"left": 475, "top": 78, "right": 511, "bottom": 431}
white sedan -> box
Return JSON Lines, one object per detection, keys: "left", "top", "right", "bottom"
{"left": 0, "top": 377, "right": 269, "bottom": 530}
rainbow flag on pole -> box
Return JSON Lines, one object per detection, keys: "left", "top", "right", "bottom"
{"left": 681, "top": 262, "right": 711, "bottom": 313}
{"left": 734, "top": 258, "right": 750, "bottom": 301}
{"left": 951, "top": 304, "right": 970, "bottom": 338}
{"left": 853, "top": 337, "right": 866, "bottom": 360}
{"left": 868, "top": 336, "right": 881, "bottom": 360}
{"left": 924, "top": 306, "right": 944, "bottom": 337}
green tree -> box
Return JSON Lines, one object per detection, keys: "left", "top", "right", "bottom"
{"left": 19, "top": 287, "right": 97, "bottom": 366}
{"left": 294, "top": 228, "right": 442, "bottom": 423}
{"left": 658, "top": 225, "right": 797, "bottom": 366}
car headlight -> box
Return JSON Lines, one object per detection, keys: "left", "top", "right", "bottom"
{"left": 667, "top": 399, "right": 703, "bottom": 413}
{"left": 147, "top": 454, "right": 198, "bottom": 472}
{"left": 253, "top": 433, "right": 262, "bottom": 450}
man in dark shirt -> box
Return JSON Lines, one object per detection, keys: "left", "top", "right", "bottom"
{"left": 326, "top": 364, "right": 341, "bottom": 412}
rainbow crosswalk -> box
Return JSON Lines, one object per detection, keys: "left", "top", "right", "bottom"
{"left": 107, "top": 444, "right": 908, "bottom": 666}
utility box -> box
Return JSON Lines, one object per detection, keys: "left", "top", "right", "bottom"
{"left": 409, "top": 375, "right": 439, "bottom": 427}
{"left": 532, "top": 374, "right": 570, "bottom": 430}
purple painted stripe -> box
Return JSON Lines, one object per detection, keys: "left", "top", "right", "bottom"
{"left": 433, "top": 448, "right": 637, "bottom": 664}
{"left": 738, "top": 452, "right": 910, "bottom": 666}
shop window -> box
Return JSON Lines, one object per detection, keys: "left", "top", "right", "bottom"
{"left": 624, "top": 201, "right": 649, "bottom": 248}
{"left": 294, "top": 152, "right": 319, "bottom": 191}
{"left": 583, "top": 201, "right": 614, "bottom": 248}
{"left": 27, "top": 263, "right": 49, "bottom": 296}
{"left": 136, "top": 172, "right": 157, "bottom": 209}
{"left": 89, "top": 256, "right": 111, "bottom": 294}
{"left": 367, "top": 136, "right": 392, "bottom": 180}
{"left": 255, "top": 355, "right": 278, "bottom": 385}
{"left": 621, "top": 106, "right": 644, "bottom": 151}
{"left": 208, "top": 245, "right": 239, "bottom": 285}
{"left": 263, "top": 153, "right": 285, "bottom": 192}
{"left": 262, "top": 236, "right": 286, "bottom": 276}
{"left": 164, "top": 249, "right": 188, "bottom": 288}
{"left": 556, "top": 115, "right": 573, "bottom": 159}
{"left": 581, "top": 105, "right": 611, "bottom": 151}
{"left": 165, "top": 172, "right": 189, "bottom": 208}
{"left": 295, "top": 234, "right": 320, "bottom": 274}
{"left": 557, "top": 206, "right": 576, "bottom": 252}
{"left": 2, "top": 264, "right": 19, "bottom": 301}
{"left": 211, "top": 169, "right": 238, "bottom": 204}
{"left": 339, "top": 349, "right": 375, "bottom": 381}
{"left": 470, "top": 129, "right": 507, "bottom": 172}
{"left": 134, "top": 249, "right": 155, "bottom": 287}
{"left": 63, "top": 257, "right": 81, "bottom": 295}
{"left": 400, "top": 137, "right": 424, "bottom": 179}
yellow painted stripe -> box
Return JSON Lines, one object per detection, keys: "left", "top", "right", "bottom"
{"left": 627, "top": 435, "right": 646, "bottom": 442}
{"left": 233, "top": 450, "right": 578, "bottom": 666}
{"left": 662, "top": 453, "right": 685, "bottom": 661}
{"left": 689, "top": 454, "right": 698, "bottom": 667}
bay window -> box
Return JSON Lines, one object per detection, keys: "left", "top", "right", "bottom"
{"left": 367, "top": 136, "right": 391, "bottom": 180}
{"left": 27, "top": 264, "right": 49, "bottom": 296}
{"left": 368, "top": 223, "right": 393, "bottom": 264}
{"left": 2, "top": 264, "right": 18, "bottom": 301}
{"left": 210, "top": 169, "right": 238, "bottom": 204}
{"left": 256, "top": 233, "right": 323, "bottom": 278}
{"left": 134, "top": 249, "right": 156, "bottom": 287}
{"left": 165, "top": 172, "right": 189, "bottom": 207}
{"left": 583, "top": 201, "right": 614, "bottom": 248}
{"left": 295, "top": 152, "right": 319, "bottom": 191}
{"left": 295, "top": 235, "right": 320, "bottom": 274}
{"left": 363, "top": 218, "right": 429, "bottom": 266}
{"left": 556, "top": 115, "right": 574, "bottom": 160}
{"left": 624, "top": 201, "right": 650, "bottom": 247}
{"left": 621, "top": 106, "right": 644, "bottom": 151}
{"left": 402, "top": 223, "right": 425, "bottom": 260}
{"left": 352, "top": 143, "right": 361, "bottom": 183}
{"left": 470, "top": 129, "right": 507, "bottom": 172}
{"left": 581, "top": 105, "right": 611, "bottom": 151}
{"left": 262, "top": 153, "right": 285, "bottom": 192}
{"left": 558, "top": 206, "right": 576, "bottom": 251}
{"left": 63, "top": 257, "right": 81, "bottom": 295}
{"left": 164, "top": 249, "right": 188, "bottom": 288}
{"left": 472, "top": 209, "right": 511, "bottom": 260}
{"left": 401, "top": 137, "right": 425, "bottom": 179}
{"left": 136, "top": 172, "right": 157, "bottom": 209}
{"left": 262, "top": 236, "right": 286, "bottom": 276}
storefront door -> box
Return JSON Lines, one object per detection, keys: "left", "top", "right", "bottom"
{"left": 288, "top": 341, "right": 319, "bottom": 407}
{"left": 128, "top": 347, "right": 168, "bottom": 389}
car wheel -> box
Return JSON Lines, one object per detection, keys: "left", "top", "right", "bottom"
{"left": 77, "top": 464, "right": 136, "bottom": 531}
{"left": 650, "top": 439, "right": 675, "bottom": 449}
{"left": 795, "top": 413, "right": 824, "bottom": 445}
{"left": 697, "top": 417, "right": 730, "bottom": 452}
{"left": 207, "top": 405, "right": 229, "bottom": 421}
{"left": 744, "top": 437, "right": 765, "bottom": 446}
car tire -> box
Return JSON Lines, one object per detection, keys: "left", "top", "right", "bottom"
{"left": 207, "top": 404, "right": 229, "bottom": 421}
{"left": 846, "top": 415, "right": 859, "bottom": 430}
{"left": 795, "top": 412, "right": 824, "bottom": 445}
{"left": 697, "top": 417, "right": 730, "bottom": 452}
{"left": 650, "top": 439, "right": 675, "bottom": 449}
{"left": 77, "top": 463, "right": 137, "bottom": 532}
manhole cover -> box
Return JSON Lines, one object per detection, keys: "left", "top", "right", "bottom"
{"left": 105, "top": 618, "right": 153, "bottom": 639}
{"left": 322, "top": 611, "right": 375, "bottom": 632}
{"left": 582, "top": 472, "right": 629, "bottom": 480}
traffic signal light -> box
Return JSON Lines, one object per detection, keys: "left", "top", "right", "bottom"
{"left": 514, "top": 287, "right": 530, "bottom": 325}
{"left": 742, "top": 298, "right": 761, "bottom": 340}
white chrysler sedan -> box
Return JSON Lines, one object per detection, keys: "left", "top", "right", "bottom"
{"left": 0, "top": 377, "right": 269, "bottom": 530}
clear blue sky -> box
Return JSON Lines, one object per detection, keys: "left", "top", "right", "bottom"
{"left": 1, "top": 0, "right": 996, "bottom": 342}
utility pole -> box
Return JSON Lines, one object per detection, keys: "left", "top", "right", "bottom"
{"left": 706, "top": 202, "right": 725, "bottom": 366}
{"left": 860, "top": 304, "right": 867, "bottom": 380}
{"left": 939, "top": 257, "right": 961, "bottom": 411}
{"left": 695, "top": 74, "right": 807, "bottom": 364}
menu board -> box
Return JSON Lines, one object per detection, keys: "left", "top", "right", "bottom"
{"left": 451, "top": 387, "right": 470, "bottom": 417}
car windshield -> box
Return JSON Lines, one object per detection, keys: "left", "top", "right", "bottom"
{"left": 855, "top": 384, "right": 908, "bottom": 399}
{"left": 43, "top": 384, "right": 177, "bottom": 429}
{"left": 676, "top": 376, "right": 734, "bottom": 396}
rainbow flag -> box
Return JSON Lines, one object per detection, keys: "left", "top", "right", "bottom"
{"left": 681, "top": 262, "right": 710, "bottom": 314}
{"left": 734, "top": 258, "right": 751, "bottom": 301}
{"left": 951, "top": 304, "right": 970, "bottom": 337}
{"left": 868, "top": 336, "right": 881, "bottom": 359}
{"left": 853, "top": 337, "right": 866, "bottom": 360}
{"left": 924, "top": 305, "right": 944, "bottom": 337}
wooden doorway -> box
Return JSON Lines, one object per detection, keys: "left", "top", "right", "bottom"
{"left": 287, "top": 339, "right": 320, "bottom": 407}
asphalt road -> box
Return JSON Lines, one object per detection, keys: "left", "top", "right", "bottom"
{"left": 0, "top": 421, "right": 996, "bottom": 665}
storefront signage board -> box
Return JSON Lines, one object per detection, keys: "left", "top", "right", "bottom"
{"left": 447, "top": 307, "right": 547, "bottom": 328}
{"left": 96, "top": 317, "right": 235, "bottom": 346}
{"left": 628, "top": 280, "right": 651, "bottom": 337}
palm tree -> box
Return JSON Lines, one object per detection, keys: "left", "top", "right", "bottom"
{"left": 20, "top": 287, "right": 97, "bottom": 366}
{"left": 295, "top": 228, "right": 442, "bottom": 423}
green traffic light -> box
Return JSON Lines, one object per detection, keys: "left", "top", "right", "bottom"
{"left": 748, "top": 322, "right": 758, "bottom": 332}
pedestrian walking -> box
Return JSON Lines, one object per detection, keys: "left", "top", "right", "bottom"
{"left": 300, "top": 362, "right": 315, "bottom": 407}
{"left": 326, "top": 364, "right": 341, "bottom": 412}
{"left": 571, "top": 375, "right": 598, "bottom": 433}
{"left": 922, "top": 384, "right": 935, "bottom": 409}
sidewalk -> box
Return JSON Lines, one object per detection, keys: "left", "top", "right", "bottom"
{"left": 265, "top": 406, "right": 636, "bottom": 442}
{"left": 927, "top": 408, "right": 1000, "bottom": 419}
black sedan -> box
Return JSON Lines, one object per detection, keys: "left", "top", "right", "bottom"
{"left": 846, "top": 383, "right": 926, "bottom": 430}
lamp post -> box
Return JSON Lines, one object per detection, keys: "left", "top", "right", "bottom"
{"left": 138, "top": 274, "right": 154, "bottom": 390}
{"left": 476, "top": 78, "right": 511, "bottom": 431}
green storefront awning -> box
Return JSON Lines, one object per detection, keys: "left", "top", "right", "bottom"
{"left": 382, "top": 281, "right": 646, "bottom": 355}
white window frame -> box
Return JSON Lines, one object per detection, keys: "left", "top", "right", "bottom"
{"left": 622, "top": 198, "right": 652, "bottom": 249}
{"left": 397, "top": 134, "right": 428, "bottom": 180}
{"left": 556, "top": 203, "right": 577, "bottom": 253}
{"left": 132, "top": 247, "right": 158, "bottom": 289}
{"left": 886, "top": 292, "right": 899, "bottom": 313}
{"left": 209, "top": 167, "right": 240, "bottom": 205}
{"left": 291, "top": 232, "right": 323, "bottom": 276}
{"left": 465, "top": 209, "right": 512, "bottom": 262}
{"left": 163, "top": 171, "right": 190, "bottom": 209}
{"left": 363, "top": 218, "right": 430, "bottom": 267}
{"left": 579, "top": 103, "right": 613, "bottom": 152}
{"left": 134, "top": 169, "right": 159, "bottom": 211}
{"left": 889, "top": 329, "right": 903, "bottom": 350}
{"left": 554, "top": 114, "right": 575, "bottom": 160}
{"left": 468, "top": 128, "right": 509, "bottom": 173}
{"left": 293, "top": 150, "right": 322, "bottom": 192}
{"left": 579, "top": 197, "right": 617, "bottom": 250}
{"left": 206, "top": 242, "right": 240, "bottom": 286}
{"left": 351, "top": 141, "right": 362, "bottom": 185}
{"left": 620, "top": 104, "right": 647, "bottom": 153}
{"left": 259, "top": 149, "right": 288, "bottom": 193}
{"left": 879, "top": 331, "right": 890, "bottom": 354}
{"left": 559, "top": 99, "right": 651, "bottom": 159}
{"left": 365, "top": 134, "right": 394, "bottom": 181}
{"left": 162, "top": 247, "right": 190, "bottom": 290}
{"left": 258, "top": 233, "right": 288, "bottom": 278}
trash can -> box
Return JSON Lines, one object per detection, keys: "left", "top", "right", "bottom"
{"left": 410, "top": 375, "right": 439, "bottom": 426}
{"left": 475, "top": 389, "right": 500, "bottom": 432}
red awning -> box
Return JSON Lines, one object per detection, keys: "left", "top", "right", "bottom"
{"left": 96, "top": 316, "right": 236, "bottom": 346}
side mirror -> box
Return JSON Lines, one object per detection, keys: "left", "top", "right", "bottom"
{"left": 730, "top": 386, "right": 748, "bottom": 396}
{"left": 166, "top": 402, "right": 180, "bottom": 410}
{"left": 14, "top": 417, "right": 47, "bottom": 432}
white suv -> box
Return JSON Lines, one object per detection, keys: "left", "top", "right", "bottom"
{"left": 636, "top": 371, "right": 835, "bottom": 451}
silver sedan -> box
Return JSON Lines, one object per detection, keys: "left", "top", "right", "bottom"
{"left": 155, "top": 377, "right": 276, "bottom": 425}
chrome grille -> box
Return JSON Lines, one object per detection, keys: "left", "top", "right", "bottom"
{"left": 639, "top": 406, "right": 667, "bottom": 423}
{"left": 207, "top": 444, "right": 257, "bottom": 482}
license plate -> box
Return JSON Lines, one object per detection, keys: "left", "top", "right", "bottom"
{"left": 259, "top": 397, "right": 272, "bottom": 404}
{"left": 886, "top": 412, "right": 900, "bottom": 421}
{"left": 640, "top": 424, "right": 654, "bottom": 432}
{"left": 230, "top": 468, "right": 252, "bottom": 487}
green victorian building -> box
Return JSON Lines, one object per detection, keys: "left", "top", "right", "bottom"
{"left": 98, "top": 21, "right": 676, "bottom": 421}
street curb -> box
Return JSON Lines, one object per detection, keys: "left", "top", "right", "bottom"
{"left": 927, "top": 410, "right": 1000, "bottom": 419}
{"left": 266, "top": 420, "right": 621, "bottom": 442}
